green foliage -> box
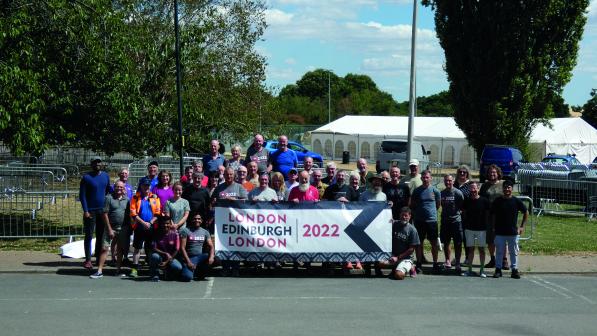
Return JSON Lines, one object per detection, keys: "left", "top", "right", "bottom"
{"left": 398, "top": 91, "right": 455, "bottom": 117}
{"left": 423, "top": 0, "right": 589, "bottom": 157}
{"left": 0, "top": 0, "right": 268, "bottom": 156}
{"left": 581, "top": 89, "right": 597, "bottom": 128}
{"left": 276, "top": 69, "right": 403, "bottom": 124}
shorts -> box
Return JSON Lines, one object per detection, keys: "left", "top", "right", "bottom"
{"left": 414, "top": 220, "right": 438, "bottom": 242}
{"left": 132, "top": 225, "right": 152, "bottom": 250}
{"left": 440, "top": 220, "right": 463, "bottom": 246}
{"left": 101, "top": 228, "right": 121, "bottom": 249}
{"left": 464, "top": 229, "right": 487, "bottom": 248}
{"left": 395, "top": 259, "right": 414, "bottom": 275}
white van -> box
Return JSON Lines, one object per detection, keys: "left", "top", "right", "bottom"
{"left": 375, "top": 139, "right": 430, "bottom": 173}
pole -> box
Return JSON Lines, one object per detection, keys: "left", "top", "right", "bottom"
{"left": 406, "top": 0, "right": 418, "bottom": 165}
{"left": 175, "top": 0, "right": 184, "bottom": 176}
{"left": 328, "top": 72, "right": 331, "bottom": 123}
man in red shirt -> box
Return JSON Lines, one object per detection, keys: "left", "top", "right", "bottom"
{"left": 288, "top": 171, "right": 319, "bottom": 202}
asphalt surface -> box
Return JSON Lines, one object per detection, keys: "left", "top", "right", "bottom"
{"left": 1, "top": 273, "right": 595, "bottom": 336}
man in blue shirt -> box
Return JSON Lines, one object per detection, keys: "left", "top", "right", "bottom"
{"left": 268, "top": 135, "right": 298, "bottom": 180}
{"left": 137, "top": 161, "right": 159, "bottom": 190}
{"left": 410, "top": 170, "right": 441, "bottom": 274}
{"left": 79, "top": 156, "right": 110, "bottom": 270}
{"left": 202, "top": 139, "right": 228, "bottom": 174}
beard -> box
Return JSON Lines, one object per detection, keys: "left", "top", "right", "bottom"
{"left": 372, "top": 186, "right": 382, "bottom": 194}
{"left": 336, "top": 180, "right": 345, "bottom": 187}
{"left": 298, "top": 182, "right": 309, "bottom": 192}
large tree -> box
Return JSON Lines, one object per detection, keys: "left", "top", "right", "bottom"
{"left": 0, "top": 0, "right": 268, "bottom": 156}
{"left": 581, "top": 89, "right": 597, "bottom": 128}
{"left": 423, "top": 0, "right": 589, "bottom": 156}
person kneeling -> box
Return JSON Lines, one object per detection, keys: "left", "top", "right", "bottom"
{"left": 378, "top": 207, "right": 420, "bottom": 280}
{"left": 179, "top": 212, "right": 215, "bottom": 282}
{"left": 149, "top": 215, "right": 183, "bottom": 282}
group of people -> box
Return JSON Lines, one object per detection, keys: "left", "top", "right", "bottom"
{"left": 78, "top": 133, "right": 528, "bottom": 281}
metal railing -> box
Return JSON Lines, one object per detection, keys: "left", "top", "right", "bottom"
{"left": 0, "top": 190, "right": 82, "bottom": 238}
{"left": 517, "top": 196, "right": 535, "bottom": 241}
{"left": 520, "top": 177, "right": 597, "bottom": 218}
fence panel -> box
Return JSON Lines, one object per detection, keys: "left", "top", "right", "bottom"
{"left": 0, "top": 190, "right": 82, "bottom": 238}
{"left": 522, "top": 177, "right": 597, "bottom": 218}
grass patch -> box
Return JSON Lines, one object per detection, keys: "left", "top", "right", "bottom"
{"left": 0, "top": 238, "right": 67, "bottom": 253}
{"left": 519, "top": 214, "right": 597, "bottom": 254}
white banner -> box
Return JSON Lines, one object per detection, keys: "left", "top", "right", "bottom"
{"left": 214, "top": 200, "right": 392, "bottom": 262}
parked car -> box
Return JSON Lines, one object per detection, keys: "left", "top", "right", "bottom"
{"left": 479, "top": 145, "right": 524, "bottom": 182}
{"left": 375, "top": 139, "right": 430, "bottom": 173}
{"left": 264, "top": 140, "right": 324, "bottom": 167}
{"left": 541, "top": 153, "right": 581, "bottom": 165}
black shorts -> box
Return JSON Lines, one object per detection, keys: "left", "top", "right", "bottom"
{"left": 440, "top": 220, "right": 463, "bottom": 245}
{"left": 486, "top": 222, "right": 496, "bottom": 245}
{"left": 132, "top": 225, "right": 152, "bottom": 250}
{"left": 414, "top": 220, "right": 438, "bottom": 242}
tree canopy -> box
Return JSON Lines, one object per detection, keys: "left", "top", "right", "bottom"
{"left": 581, "top": 89, "right": 597, "bottom": 129}
{"left": 0, "top": 0, "right": 268, "bottom": 156}
{"left": 423, "top": 0, "right": 588, "bottom": 156}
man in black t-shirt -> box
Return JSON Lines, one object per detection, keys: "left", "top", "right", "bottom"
{"left": 322, "top": 170, "right": 359, "bottom": 202}
{"left": 383, "top": 166, "right": 410, "bottom": 220}
{"left": 461, "top": 182, "right": 491, "bottom": 278}
{"left": 378, "top": 207, "right": 420, "bottom": 280}
{"left": 491, "top": 180, "right": 528, "bottom": 279}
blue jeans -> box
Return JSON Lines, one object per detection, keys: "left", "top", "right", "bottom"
{"left": 495, "top": 235, "right": 519, "bottom": 270}
{"left": 180, "top": 253, "right": 210, "bottom": 282}
{"left": 149, "top": 253, "right": 183, "bottom": 280}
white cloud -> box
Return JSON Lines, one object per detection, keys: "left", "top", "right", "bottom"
{"left": 588, "top": 0, "right": 597, "bottom": 17}
{"left": 284, "top": 58, "right": 296, "bottom": 65}
{"left": 265, "top": 9, "right": 294, "bottom": 25}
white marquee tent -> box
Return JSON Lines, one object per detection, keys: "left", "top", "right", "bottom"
{"left": 309, "top": 115, "right": 597, "bottom": 167}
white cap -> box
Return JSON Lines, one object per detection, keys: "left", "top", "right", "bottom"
{"left": 409, "top": 159, "right": 419, "bottom": 166}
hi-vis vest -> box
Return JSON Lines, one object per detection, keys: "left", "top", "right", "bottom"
{"left": 130, "top": 192, "right": 161, "bottom": 229}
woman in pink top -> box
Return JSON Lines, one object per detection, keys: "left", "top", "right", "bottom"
{"left": 151, "top": 170, "right": 174, "bottom": 212}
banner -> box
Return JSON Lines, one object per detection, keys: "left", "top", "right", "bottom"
{"left": 215, "top": 200, "right": 392, "bottom": 262}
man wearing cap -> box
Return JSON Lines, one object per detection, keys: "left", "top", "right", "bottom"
{"left": 138, "top": 160, "right": 159, "bottom": 190}
{"left": 203, "top": 139, "right": 228, "bottom": 175}
{"left": 285, "top": 167, "right": 300, "bottom": 193}
{"left": 491, "top": 180, "right": 528, "bottom": 279}
{"left": 129, "top": 178, "right": 161, "bottom": 277}
{"left": 403, "top": 159, "right": 423, "bottom": 193}
{"left": 268, "top": 135, "right": 298, "bottom": 179}
{"left": 245, "top": 134, "right": 272, "bottom": 174}
{"left": 79, "top": 156, "right": 110, "bottom": 270}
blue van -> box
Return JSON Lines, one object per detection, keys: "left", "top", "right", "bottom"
{"left": 479, "top": 145, "right": 524, "bottom": 182}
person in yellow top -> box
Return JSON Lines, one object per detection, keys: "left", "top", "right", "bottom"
{"left": 128, "top": 177, "right": 161, "bottom": 277}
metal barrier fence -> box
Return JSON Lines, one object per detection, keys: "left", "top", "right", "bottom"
{"left": 127, "top": 156, "right": 201, "bottom": 187}
{"left": 520, "top": 177, "right": 597, "bottom": 218}
{"left": 0, "top": 190, "right": 82, "bottom": 238}
{"left": 517, "top": 196, "right": 535, "bottom": 241}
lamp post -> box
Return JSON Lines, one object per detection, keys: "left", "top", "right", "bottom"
{"left": 174, "top": 0, "right": 184, "bottom": 176}
{"left": 406, "top": 0, "right": 417, "bottom": 165}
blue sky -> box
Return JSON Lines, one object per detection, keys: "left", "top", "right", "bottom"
{"left": 258, "top": 0, "right": 597, "bottom": 106}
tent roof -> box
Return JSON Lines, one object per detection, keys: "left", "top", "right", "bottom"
{"left": 311, "top": 115, "right": 466, "bottom": 139}
{"left": 530, "top": 118, "right": 597, "bottom": 144}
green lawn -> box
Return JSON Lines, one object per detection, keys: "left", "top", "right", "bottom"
{"left": 519, "top": 214, "right": 597, "bottom": 254}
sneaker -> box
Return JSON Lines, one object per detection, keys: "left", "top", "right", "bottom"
{"left": 484, "top": 258, "right": 496, "bottom": 268}
{"left": 83, "top": 261, "right": 93, "bottom": 270}
{"left": 432, "top": 263, "right": 441, "bottom": 274}
{"left": 479, "top": 272, "right": 487, "bottom": 278}
{"left": 461, "top": 270, "right": 473, "bottom": 277}
{"left": 355, "top": 261, "right": 363, "bottom": 270}
{"left": 151, "top": 275, "right": 160, "bottom": 282}
{"left": 493, "top": 268, "right": 502, "bottom": 278}
{"left": 344, "top": 262, "right": 354, "bottom": 270}
{"left": 89, "top": 272, "right": 103, "bottom": 279}
{"left": 129, "top": 268, "right": 138, "bottom": 278}
{"left": 511, "top": 268, "right": 521, "bottom": 279}
{"left": 410, "top": 267, "right": 417, "bottom": 278}
{"left": 443, "top": 260, "right": 452, "bottom": 269}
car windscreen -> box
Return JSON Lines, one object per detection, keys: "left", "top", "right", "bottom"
{"left": 380, "top": 141, "right": 408, "bottom": 153}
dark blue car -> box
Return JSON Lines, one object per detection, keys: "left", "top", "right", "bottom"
{"left": 479, "top": 145, "right": 524, "bottom": 182}
{"left": 264, "top": 140, "right": 324, "bottom": 167}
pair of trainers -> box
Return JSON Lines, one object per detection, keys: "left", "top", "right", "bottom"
{"left": 493, "top": 268, "right": 520, "bottom": 278}
{"left": 461, "top": 270, "right": 487, "bottom": 278}
{"left": 89, "top": 272, "right": 103, "bottom": 279}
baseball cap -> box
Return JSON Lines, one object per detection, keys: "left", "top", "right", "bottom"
{"left": 90, "top": 156, "right": 102, "bottom": 163}
{"left": 289, "top": 168, "right": 298, "bottom": 174}
{"left": 409, "top": 159, "right": 419, "bottom": 166}
{"left": 139, "top": 176, "right": 152, "bottom": 186}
